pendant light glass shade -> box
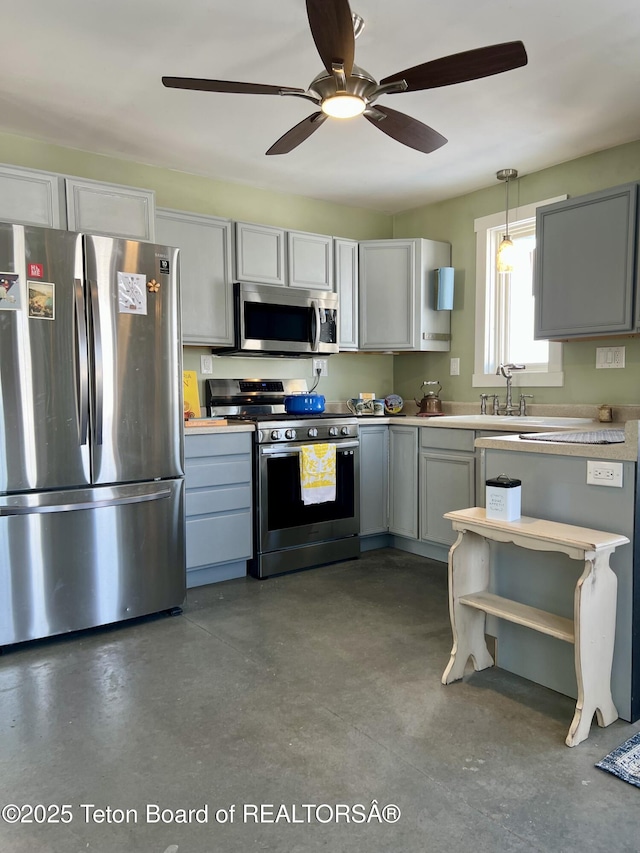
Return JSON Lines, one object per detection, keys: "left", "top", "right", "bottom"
{"left": 496, "top": 169, "right": 518, "bottom": 272}
{"left": 496, "top": 236, "right": 516, "bottom": 272}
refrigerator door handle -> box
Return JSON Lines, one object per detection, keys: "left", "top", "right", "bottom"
{"left": 74, "top": 277, "right": 89, "bottom": 445}
{"left": 89, "top": 278, "right": 104, "bottom": 445}
{"left": 0, "top": 487, "right": 172, "bottom": 516}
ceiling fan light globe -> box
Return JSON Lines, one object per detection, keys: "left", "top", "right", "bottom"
{"left": 321, "top": 94, "right": 366, "bottom": 118}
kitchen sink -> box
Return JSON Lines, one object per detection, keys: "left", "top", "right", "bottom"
{"left": 429, "top": 415, "right": 596, "bottom": 430}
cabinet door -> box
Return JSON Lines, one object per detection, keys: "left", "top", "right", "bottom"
{"left": 65, "top": 178, "right": 155, "bottom": 241}
{"left": 235, "top": 221, "right": 286, "bottom": 285}
{"left": 287, "top": 230, "right": 333, "bottom": 290}
{"left": 388, "top": 426, "right": 418, "bottom": 538}
{"left": 0, "top": 164, "right": 65, "bottom": 228}
{"left": 335, "top": 238, "right": 358, "bottom": 349}
{"left": 535, "top": 184, "right": 638, "bottom": 338}
{"left": 359, "top": 425, "right": 389, "bottom": 534}
{"left": 419, "top": 452, "right": 475, "bottom": 546}
{"left": 156, "top": 209, "right": 234, "bottom": 346}
{"left": 359, "top": 240, "right": 415, "bottom": 350}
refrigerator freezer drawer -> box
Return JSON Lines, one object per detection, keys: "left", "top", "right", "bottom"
{"left": 0, "top": 480, "right": 185, "bottom": 646}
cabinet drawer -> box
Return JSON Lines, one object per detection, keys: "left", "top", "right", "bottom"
{"left": 186, "top": 511, "right": 252, "bottom": 568}
{"left": 186, "top": 485, "right": 251, "bottom": 517}
{"left": 420, "top": 427, "right": 474, "bottom": 452}
{"left": 184, "top": 432, "right": 252, "bottom": 458}
{"left": 185, "top": 458, "right": 251, "bottom": 489}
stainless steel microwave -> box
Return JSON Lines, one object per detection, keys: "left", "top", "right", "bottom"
{"left": 218, "top": 282, "right": 339, "bottom": 357}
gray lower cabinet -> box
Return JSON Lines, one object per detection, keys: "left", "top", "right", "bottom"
{"left": 535, "top": 183, "right": 639, "bottom": 338}
{"left": 419, "top": 428, "right": 475, "bottom": 547}
{"left": 359, "top": 424, "right": 389, "bottom": 535}
{"left": 184, "top": 431, "right": 253, "bottom": 587}
{"left": 0, "top": 164, "right": 66, "bottom": 228}
{"left": 156, "top": 209, "right": 234, "bottom": 346}
{"left": 388, "top": 425, "right": 419, "bottom": 538}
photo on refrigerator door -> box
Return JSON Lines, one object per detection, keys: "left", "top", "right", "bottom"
{"left": 0, "top": 273, "right": 20, "bottom": 310}
{"left": 27, "top": 280, "right": 55, "bottom": 319}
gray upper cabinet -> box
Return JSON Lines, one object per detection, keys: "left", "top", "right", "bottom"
{"left": 0, "top": 164, "right": 66, "bottom": 228}
{"left": 65, "top": 177, "right": 156, "bottom": 241}
{"left": 359, "top": 238, "right": 452, "bottom": 351}
{"left": 235, "top": 221, "right": 286, "bottom": 286}
{"left": 287, "top": 230, "right": 333, "bottom": 290}
{"left": 535, "top": 183, "right": 639, "bottom": 339}
{"left": 335, "top": 238, "right": 358, "bottom": 350}
{"left": 156, "top": 209, "right": 234, "bottom": 346}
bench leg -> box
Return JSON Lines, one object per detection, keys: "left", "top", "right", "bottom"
{"left": 566, "top": 549, "right": 619, "bottom": 747}
{"left": 442, "top": 529, "right": 494, "bottom": 684}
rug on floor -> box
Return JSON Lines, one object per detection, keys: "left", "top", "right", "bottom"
{"left": 596, "top": 730, "right": 640, "bottom": 787}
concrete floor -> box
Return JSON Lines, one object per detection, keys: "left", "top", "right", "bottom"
{"left": 1, "top": 548, "right": 639, "bottom": 853}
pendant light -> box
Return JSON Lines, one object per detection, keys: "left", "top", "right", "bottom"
{"left": 496, "top": 168, "right": 518, "bottom": 272}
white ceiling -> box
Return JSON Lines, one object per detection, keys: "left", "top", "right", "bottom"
{"left": 3, "top": 0, "right": 640, "bottom": 213}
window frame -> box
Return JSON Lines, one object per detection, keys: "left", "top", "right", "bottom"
{"left": 472, "top": 195, "right": 566, "bottom": 389}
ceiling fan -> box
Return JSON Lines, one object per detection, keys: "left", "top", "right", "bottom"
{"left": 162, "top": 0, "right": 527, "bottom": 156}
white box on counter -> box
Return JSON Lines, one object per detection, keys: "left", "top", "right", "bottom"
{"left": 485, "top": 475, "right": 521, "bottom": 521}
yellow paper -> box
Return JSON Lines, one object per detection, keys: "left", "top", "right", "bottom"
{"left": 183, "top": 370, "right": 201, "bottom": 420}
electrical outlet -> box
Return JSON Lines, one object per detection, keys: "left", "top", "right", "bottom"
{"left": 587, "top": 460, "right": 623, "bottom": 487}
{"left": 200, "top": 355, "right": 213, "bottom": 375}
{"left": 312, "top": 358, "right": 328, "bottom": 377}
{"left": 596, "top": 346, "right": 625, "bottom": 369}
{"left": 450, "top": 357, "right": 460, "bottom": 376}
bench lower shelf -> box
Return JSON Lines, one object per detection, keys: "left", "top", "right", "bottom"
{"left": 459, "top": 592, "right": 575, "bottom": 644}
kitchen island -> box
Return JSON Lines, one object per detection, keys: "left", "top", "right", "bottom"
{"left": 473, "top": 423, "right": 639, "bottom": 723}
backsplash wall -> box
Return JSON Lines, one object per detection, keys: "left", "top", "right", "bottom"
{"left": 183, "top": 350, "right": 395, "bottom": 413}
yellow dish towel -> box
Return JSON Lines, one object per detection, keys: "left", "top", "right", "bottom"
{"left": 299, "top": 443, "right": 337, "bottom": 505}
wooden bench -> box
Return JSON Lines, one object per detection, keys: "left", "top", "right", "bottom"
{"left": 441, "top": 507, "right": 629, "bottom": 746}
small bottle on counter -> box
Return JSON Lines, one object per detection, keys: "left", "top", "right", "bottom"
{"left": 598, "top": 404, "right": 613, "bottom": 423}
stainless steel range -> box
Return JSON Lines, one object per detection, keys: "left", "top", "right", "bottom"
{"left": 205, "top": 379, "right": 360, "bottom": 579}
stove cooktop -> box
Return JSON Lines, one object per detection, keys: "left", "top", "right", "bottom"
{"left": 226, "top": 412, "right": 355, "bottom": 423}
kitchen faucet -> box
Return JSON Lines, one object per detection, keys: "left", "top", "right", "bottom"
{"left": 495, "top": 363, "right": 527, "bottom": 415}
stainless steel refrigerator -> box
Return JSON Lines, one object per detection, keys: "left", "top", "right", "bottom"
{"left": 0, "top": 223, "right": 185, "bottom": 646}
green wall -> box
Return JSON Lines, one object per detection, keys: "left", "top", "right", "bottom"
{"left": 0, "top": 130, "right": 394, "bottom": 403}
{"left": 392, "top": 140, "right": 640, "bottom": 405}
{"left": 3, "top": 129, "right": 640, "bottom": 406}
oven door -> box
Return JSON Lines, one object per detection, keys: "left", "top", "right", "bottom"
{"left": 257, "top": 440, "right": 359, "bottom": 553}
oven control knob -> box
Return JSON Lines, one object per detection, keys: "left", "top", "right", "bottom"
{"left": 285, "top": 429, "right": 296, "bottom": 440}
{"left": 308, "top": 427, "right": 318, "bottom": 438}
{"left": 328, "top": 426, "right": 339, "bottom": 436}
{"left": 340, "top": 426, "right": 350, "bottom": 436}
{"left": 270, "top": 430, "right": 280, "bottom": 440}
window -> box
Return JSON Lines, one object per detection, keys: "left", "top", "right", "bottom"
{"left": 473, "top": 196, "right": 566, "bottom": 388}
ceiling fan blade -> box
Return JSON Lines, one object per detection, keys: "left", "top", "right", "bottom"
{"left": 162, "top": 77, "right": 305, "bottom": 96}
{"left": 380, "top": 41, "right": 528, "bottom": 91}
{"left": 306, "top": 0, "right": 355, "bottom": 78}
{"left": 266, "top": 112, "right": 328, "bottom": 155}
{"left": 364, "top": 106, "right": 447, "bottom": 154}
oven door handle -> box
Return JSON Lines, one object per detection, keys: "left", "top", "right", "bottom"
{"left": 260, "top": 440, "right": 359, "bottom": 457}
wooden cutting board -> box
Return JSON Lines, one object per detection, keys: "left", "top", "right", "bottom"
{"left": 184, "top": 418, "right": 228, "bottom": 428}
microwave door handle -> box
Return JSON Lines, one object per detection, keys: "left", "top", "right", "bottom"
{"left": 310, "top": 300, "right": 320, "bottom": 352}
